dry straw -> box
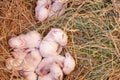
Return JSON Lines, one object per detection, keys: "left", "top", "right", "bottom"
{"left": 0, "top": 0, "right": 120, "bottom": 80}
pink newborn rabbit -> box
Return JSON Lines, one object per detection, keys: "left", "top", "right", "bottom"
{"left": 38, "top": 63, "right": 63, "bottom": 80}
{"left": 63, "top": 52, "right": 75, "bottom": 75}
{"left": 18, "top": 48, "right": 42, "bottom": 80}
{"left": 20, "top": 48, "right": 42, "bottom": 71}
{"left": 6, "top": 50, "right": 28, "bottom": 70}
{"left": 35, "top": 0, "right": 51, "bottom": 22}
{"left": 39, "top": 28, "right": 68, "bottom": 57}
{"left": 36, "top": 55, "right": 65, "bottom": 76}
{"left": 8, "top": 31, "right": 41, "bottom": 49}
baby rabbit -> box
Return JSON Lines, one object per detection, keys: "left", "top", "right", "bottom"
{"left": 6, "top": 50, "right": 28, "bottom": 70}
{"left": 38, "top": 63, "right": 63, "bottom": 80}
{"left": 20, "top": 48, "right": 42, "bottom": 71}
{"left": 22, "top": 31, "right": 41, "bottom": 48}
{"left": 39, "top": 28, "right": 68, "bottom": 57}
{"left": 18, "top": 48, "right": 42, "bottom": 80}
{"left": 35, "top": 0, "right": 51, "bottom": 22}
{"left": 37, "top": 0, "right": 51, "bottom": 7}
{"left": 20, "top": 71, "right": 37, "bottom": 80}
{"left": 36, "top": 55, "right": 65, "bottom": 76}
{"left": 63, "top": 52, "right": 75, "bottom": 75}
{"left": 6, "top": 48, "right": 42, "bottom": 71}
{"left": 38, "top": 74, "right": 53, "bottom": 80}
{"left": 49, "top": 0, "right": 65, "bottom": 17}
{"left": 8, "top": 31, "right": 41, "bottom": 49}
{"left": 44, "top": 28, "right": 68, "bottom": 46}
{"left": 35, "top": 6, "right": 49, "bottom": 22}
{"left": 8, "top": 35, "right": 26, "bottom": 50}
{"left": 50, "top": 63, "right": 63, "bottom": 80}
{"left": 35, "top": 0, "right": 68, "bottom": 22}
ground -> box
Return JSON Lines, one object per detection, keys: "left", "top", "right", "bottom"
{"left": 0, "top": 0, "right": 120, "bottom": 80}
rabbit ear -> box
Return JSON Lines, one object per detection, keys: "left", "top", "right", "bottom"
{"left": 65, "top": 52, "right": 70, "bottom": 57}
{"left": 52, "top": 29, "right": 63, "bottom": 38}
{"left": 50, "top": 29, "right": 59, "bottom": 38}
{"left": 51, "top": 30, "right": 58, "bottom": 37}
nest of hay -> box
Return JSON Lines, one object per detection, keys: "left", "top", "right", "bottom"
{"left": 1, "top": 0, "right": 120, "bottom": 80}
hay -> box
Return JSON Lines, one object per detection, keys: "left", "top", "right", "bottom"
{"left": 0, "top": 0, "right": 120, "bottom": 80}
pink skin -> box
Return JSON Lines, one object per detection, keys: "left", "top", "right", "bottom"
{"left": 49, "top": 8, "right": 65, "bottom": 18}
{"left": 12, "top": 49, "right": 28, "bottom": 59}
{"left": 38, "top": 63, "right": 63, "bottom": 80}
{"left": 6, "top": 50, "right": 28, "bottom": 70}
{"left": 58, "top": 7, "right": 65, "bottom": 16}
{"left": 6, "top": 48, "right": 42, "bottom": 80}
{"left": 48, "top": 28, "right": 68, "bottom": 46}
{"left": 39, "top": 40, "right": 59, "bottom": 57}
{"left": 7, "top": 31, "right": 43, "bottom": 79}
{"left": 37, "top": 0, "right": 48, "bottom": 7}
{"left": 56, "top": 0, "right": 68, "bottom": 3}
{"left": 22, "top": 31, "right": 42, "bottom": 48}
{"left": 20, "top": 71, "right": 37, "bottom": 80}
{"left": 49, "top": 1, "right": 63, "bottom": 17}
{"left": 48, "top": 10, "right": 55, "bottom": 18}
{"left": 6, "top": 48, "right": 42, "bottom": 72}
{"left": 39, "top": 28, "right": 67, "bottom": 57}
{"left": 38, "top": 74, "right": 53, "bottom": 80}
{"left": 36, "top": 55, "right": 65, "bottom": 76}
{"left": 63, "top": 52, "right": 75, "bottom": 75}
{"left": 8, "top": 31, "right": 41, "bottom": 50}
{"left": 37, "top": 0, "right": 51, "bottom": 7}
{"left": 6, "top": 58, "right": 22, "bottom": 70}
{"left": 35, "top": 0, "right": 67, "bottom": 21}
{"left": 50, "top": 63, "right": 63, "bottom": 80}
{"left": 57, "top": 45, "right": 63, "bottom": 54}
{"left": 48, "top": 0, "right": 66, "bottom": 18}
{"left": 35, "top": 6, "right": 49, "bottom": 22}
{"left": 35, "top": 0, "right": 51, "bottom": 22}
{"left": 8, "top": 35, "right": 27, "bottom": 49}
{"left": 20, "top": 48, "right": 42, "bottom": 72}
{"left": 51, "top": 1, "right": 64, "bottom": 12}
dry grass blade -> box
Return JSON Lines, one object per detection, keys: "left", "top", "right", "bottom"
{"left": 0, "top": 0, "right": 120, "bottom": 80}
